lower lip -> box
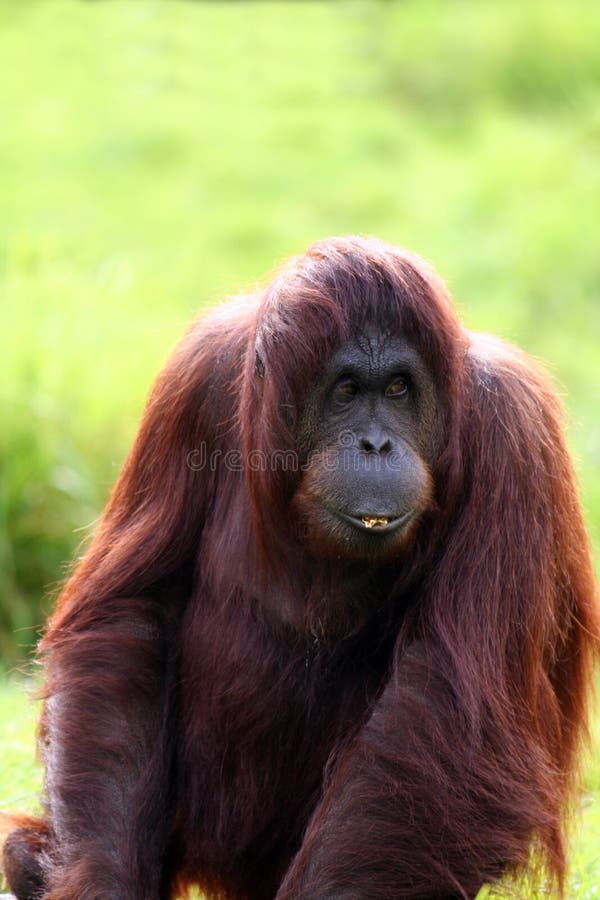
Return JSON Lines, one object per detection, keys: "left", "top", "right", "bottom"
{"left": 337, "top": 510, "right": 415, "bottom": 534}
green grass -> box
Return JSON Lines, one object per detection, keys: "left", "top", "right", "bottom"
{"left": 0, "top": 1, "right": 599, "bottom": 894}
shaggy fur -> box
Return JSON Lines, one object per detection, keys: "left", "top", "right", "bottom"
{"left": 2, "top": 236, "right": 598, "bottom": 899}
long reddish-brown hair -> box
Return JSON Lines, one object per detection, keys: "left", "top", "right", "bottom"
{"left": 28, "top": 237, "right": 600, "bottom": 897}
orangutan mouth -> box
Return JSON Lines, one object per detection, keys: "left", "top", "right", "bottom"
{"left": 333, "top": 509, "right": 415, "bottom": 535}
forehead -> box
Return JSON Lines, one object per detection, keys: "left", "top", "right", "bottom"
{"left": 326, "top": 330, "right": 422, "bottom": 376}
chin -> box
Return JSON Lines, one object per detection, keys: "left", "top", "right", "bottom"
{"left": 292, "top": 497, "right": 422, "bottom": 563}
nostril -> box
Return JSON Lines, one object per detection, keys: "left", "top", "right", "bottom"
{"left": 360, "top": 436, "right": 391, "bottom": 454}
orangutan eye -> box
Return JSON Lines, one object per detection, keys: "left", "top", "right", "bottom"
{"left": 385, "top": 378, "right": 409, "bottom": 398}
{"left": 335, "top": 378, "right": 358, "bottom": 402}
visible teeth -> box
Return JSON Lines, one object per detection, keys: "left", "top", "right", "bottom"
{"left": 361, "top": 516, "right": 389, "bottom": 528}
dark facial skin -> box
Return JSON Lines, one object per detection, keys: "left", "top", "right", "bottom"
{"left": 292, "top": 331, "right": 439, "bottom": 561}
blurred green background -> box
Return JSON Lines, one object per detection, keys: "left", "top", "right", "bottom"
{"left": 1, "top": 0, "right": 599, "bottom": 662}
{"left": 0, "top": 1, "right": 599, "bottom": 895}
